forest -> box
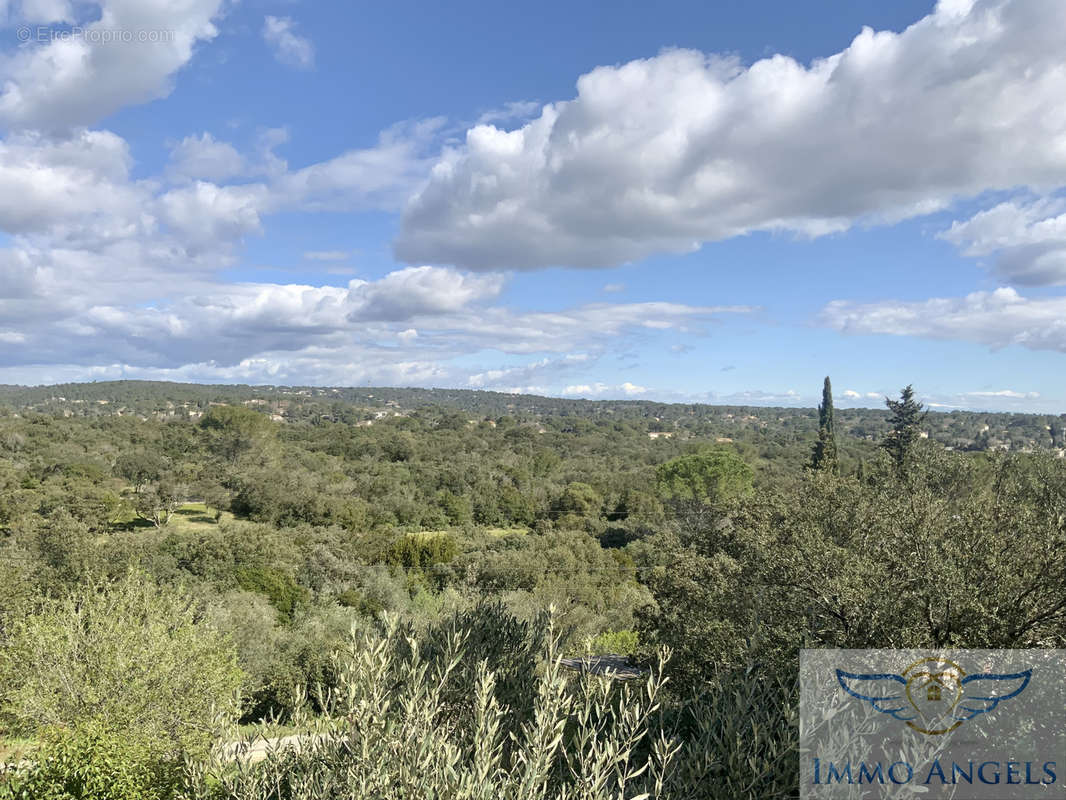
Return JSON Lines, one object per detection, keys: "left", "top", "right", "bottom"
{"left": 1, "top": 379, "right": 1064, "bottom": 799}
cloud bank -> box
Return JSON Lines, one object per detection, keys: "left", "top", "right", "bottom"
{"left": 396, "top": 0, "right": 1066, "bottom": 270}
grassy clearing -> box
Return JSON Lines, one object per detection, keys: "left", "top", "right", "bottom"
{"left": 168, "top": 503, "right": 236, "bottom": 533}
{"left": 404, "top": 530, "right": 453, "bottom": 540}
{"left": 484, "top": 526, "right": 528, "bottom": 537}
{"left": 110, "top": 501, "right": 236, "bottom": 533}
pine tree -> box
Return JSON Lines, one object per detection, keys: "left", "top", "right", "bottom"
{"left": 882, "top": 384, "right": 927, "bottom": 474}
{"left": 810, "top": 376, "right": 837, "bottom": 473}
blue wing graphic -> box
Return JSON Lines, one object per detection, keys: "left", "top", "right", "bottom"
{"left": 952, "top": 670, "right": 1031, "bottom": 721}
{"left": 836, "top": 669, "right": 916, "bottom": 721}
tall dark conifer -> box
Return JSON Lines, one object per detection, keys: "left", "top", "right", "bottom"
{"left": 882, "top": 384, "right": 927, "bottom": 475}
{"left": 811, "top": 376, "right": 837, "bottom": 473}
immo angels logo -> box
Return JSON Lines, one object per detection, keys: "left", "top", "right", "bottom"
{"left": 836, "top": 657, "right": 1031, "bottom": 735}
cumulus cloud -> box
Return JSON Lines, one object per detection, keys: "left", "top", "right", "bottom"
{"left": 941, "top": 198, "right": 1066, "bottom": 286}
{"left": 10, "top": 0, "right": 75, "bottom": 23}
{"left": 0, "top": 129, "right": 143, "bottom": 235}
{"left": 0, "top": 0, "right": 224, "bottom": 131}
{"left": 262, "top": 16, "right": 315, "bottom": 70}
{"left": 0, "top": 260, "right": 748, "bottom": 386}
{"left": 396, "top": 0, "right": 1066, "bottom": 270}
{"left": 157, "top": 181, "right": 269, "bottom": 252}
{"left": 167, "top": 133, "right": 246, "bottom": 182}
{"left": 820, "top": 287, "right": 1066, "bottom": 352}
{"left": 348, "top": 266, "right": 505, "bottom": 321}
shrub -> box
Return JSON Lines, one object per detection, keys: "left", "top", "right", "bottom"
{"left": 192, "top": 611, "right": 679, "bottom": 800}
{"left": 588, "top": 629, "right": 639, "bottom": 656}
{"left": 235, "top": 566, "right": 309, "bottom": 623}
{"left": 0, "top": 571, "right": 242, "bottom": 759}
{"left": 0, "top": 721, "right": 183, "bottom": 800}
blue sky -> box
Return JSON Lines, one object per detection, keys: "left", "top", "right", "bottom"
{"left": 0, "top": 0, "right": 1065, "bottom": 412}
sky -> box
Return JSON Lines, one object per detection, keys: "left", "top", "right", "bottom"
{"left": 0, "top": 0, "right": 1065, "bottom": 413}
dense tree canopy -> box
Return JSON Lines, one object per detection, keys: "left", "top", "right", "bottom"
{"left": 0, "top": 380, "right": 1064, "bottom": 799}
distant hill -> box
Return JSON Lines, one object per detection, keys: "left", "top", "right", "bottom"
{"left": 0, "top": 379, "right": 1063, "bottom": 454}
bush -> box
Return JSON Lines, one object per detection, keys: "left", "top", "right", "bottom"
{"left": 192, "top": 610, "right": 679, "bottom": 800}
{"left": 0, "top": 721, "right": 183, "bottom": 800}
{"left": 0, "top": 571, "right": 242, "bottom": 759}
{"left": 588, "top": 629, "right": 639, "bottom": 656}
{"left": 384, "top": 532, "right": 457, "bottom": 573}
{"left": 235, "top": 566, "right": 309, "bottom": 623}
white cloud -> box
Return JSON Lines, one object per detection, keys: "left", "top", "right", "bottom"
{"left": 348, "top": 266, "right": 505, "bottom": 321}
{"left": 16, "top": 0, "right": 74, "bottom": 23}
{"left": 0, "top": 129, "right": 141, "bottom": 235}
{"left": 396, "top": 0, "right": 1066, "bottom": 270}
{"left": 559, "top": 381, "right": 649, "bottom": 398}
{"left": 0, "top": 259, "right": 747, "bottom": 383}
{"left": 467, "top": 354, "right": 589, "bottom": 389}
{"left": 157, "top": 181, "right": 269, "bottom": 252}
{"left": 941, "top": 199, "right": 1066, "bottom": 286}
{"left": 966, "top": 389, "right": 1039, "bottom": 399}
{"left": 277, "top": 119, "right": 444, "bottom": 213}
{"left": 475, "top": 101, "right": 541, "bottom": 127}
{"left": 0, "top": 0, "right": 225, "bottom": 131}
{"left": 602, "top": 283, "right": 625, "bottom": 293}
{"left": 563, "top": 384, "right": 602, "bottom": 396}
{"left": 821, "top": 287, "right": 1066, "bottom": 352}
{"left": 843, "top": 389, "right": 861, "bottom": 398}
{"left": 168, "top": 133, "right": 246, "bottom": 182}
{"left": 262, "top": 15, "right": 314, "bottom": 70}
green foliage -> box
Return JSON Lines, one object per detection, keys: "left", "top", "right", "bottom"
{"left": 5, "top": 382, "right": 1066, "bottom": 798}
{"left": 0, "top": 571, "right": 242, "bottom": 757}
{"left": 200, "top": 406, "right": 277, "bottom": 465}
{"left": 810, "top": 376, "right": 837, "bottom": 473}
{"left": 0, "top": 721, "right": 183, "bottom": 800}
{"left": 132, "top": 480, "right": 187, "bottom": 528}
{"left": 587, "top": 629, "right": 639, "bottom": 656}
{"left": 656, "top": 448, "right": 754, "bottom": 505}
{"left": 882, "top": 384, "right": 928, "bottom": 474}
{"left": 661, "top": 668, "right": 798, "bottom": 799}
{"left": 385, "top": 532, "right": 457, "bottom": 574}
{"left": 335, "top": 587, "right": 384, "bottom": 617}
{"left": 643, "top": 449, "right": 1066, "bottom": 693}
{"left": 236, "top": 566, "right": 309, "bottom": 623}
{"left": 191, "top": 611, "right": 679, "bottom": 800}
{"left": 114, "top": 450, "right": 168, "bottom": 490}
{"left": 554, "top": 482, "right": 602, "bottom": 516}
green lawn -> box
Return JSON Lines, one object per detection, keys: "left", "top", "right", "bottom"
{"left": 167, "top": 502, "right": 236, "bottom": 533}
{"left": 110, "top": 501, "right": 236, "bottom": 533}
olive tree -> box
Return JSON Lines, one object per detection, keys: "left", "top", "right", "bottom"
{"left": 0, "top": 570, "right": 242, "bottom": 757}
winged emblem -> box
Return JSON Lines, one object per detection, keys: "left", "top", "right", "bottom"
{"left": 836, "top": 657, "right": 1031, "bottom": 735}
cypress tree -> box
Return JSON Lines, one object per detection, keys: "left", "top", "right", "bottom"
{"left": 811, "top": 376, "right": 837, "bottom": 473}
{"left": 882, "top": 384, "right": 927, "bottom": 475}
